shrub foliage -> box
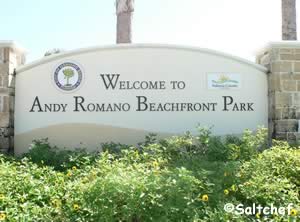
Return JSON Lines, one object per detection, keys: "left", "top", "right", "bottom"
{"left": 0, "top": 127, "right": 299, "bottom": 221}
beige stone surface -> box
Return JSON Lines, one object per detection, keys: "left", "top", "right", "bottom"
{"left": 0, "top": 137, "right": 9, "bottom": 149}
{"left": 275, "top": 92, "right": 292, "bottom": 106}
{"left": 292, "top": 74, "right": 300, "bottom": 80}
{"left": 268, "top": 74, "right": 281, "bottom": 91}
{"left": 0, "top": 113, "right": 10, "bottom": 127}
{"left": 280, "top": 54, "right": 295, "bottom": 60}
{"left": 287, "top": 132, "right": 296, "bottom": 141}
{"left": 280, "top": 54, "right": 300, "bottom": 60}
{"left": 0, "top": 64, "right": 9, "bottom": 75}
{"left": 294, "top": 132, "right": 300, "bottom": 140}
{"left": 2, "top": 96, "right": 9, "bottom": 112}
{"left": 257, "top": 43, "right": 300, "bottom": 142}
{"left": 0, "top": 128, "right": 12, "bottom": 137}
{"left": 280, "top": 48, "right": 294, "bottom": 54}
{"left": 297, "top": 82, "right": 300, "bottom": 92}
{"left": 279, "top": 73, "right": 300, "bottom": 80}
{"left": 281, "top": 106, "right": 296, "bottom": 119}
{"left": 275, "top": 132, "right": 287, "bottom": 140}
{"left": 292, "top": 93, "right": 300, "bottom": 105}
{"left": 281, "top": 73, "right": 293, "bottom": 80}
{"left": 275, "top": 108, "right": 282, "bottom": 120}
{"left": 258, "top": 53, "right": 271, "bottom": 69}
{"left": 294, "top": 62, "right": 300, "bottom": 72}
{"left": 271, "top": 61, "right": 293, "bottom": 73}
{"left": 2, "top": 76, "right": 8, "bottom": 88}
{"left": 270, "top": 49, "right": 280, "bottom": 61}
{"left": 0, "top": 44, "right": 25, "bottom": 153}
{"left": 282, "top": 80, "right": 296, "bottom": 91}
{"left": 274, "top": 119, "right": 298, "bottom": 132}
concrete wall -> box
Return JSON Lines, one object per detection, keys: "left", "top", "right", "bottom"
{"left": 0, "top": 42, "right": 25, "bottom": 153}
{"left": 14, "top": 44, "right": 268, "bottom": 154}
{"left": 2, "top": 41, "right": 300, "bottom": 154}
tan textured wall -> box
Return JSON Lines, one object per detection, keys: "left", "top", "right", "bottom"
{"left": 0, "top": 44, "right": 25, "bottom": 153}
{"left": 257, "top": 43, "right": 300, "bottom": 142}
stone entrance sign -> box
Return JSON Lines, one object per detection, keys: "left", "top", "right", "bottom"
{"left": 14, "top": 44, "right": 268, "bottom": 154}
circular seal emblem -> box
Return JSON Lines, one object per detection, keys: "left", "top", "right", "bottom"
{"left": 54, "top": 62, "right": 83, "bottom": 91}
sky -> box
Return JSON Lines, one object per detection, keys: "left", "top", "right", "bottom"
{"left": 1, "top": 0, "right": 299, "bottom": 62}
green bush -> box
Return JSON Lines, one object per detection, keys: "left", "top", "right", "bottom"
{"left": 234, "top": 141, "right": 300, "bottom": 221}
{"left": 79, "top": 152, "right": 210, "bottom": 221}
{"left": 24, "top": 138, "right": 97, "bottom": 171}
{"left": 101, "top": 142, "right": 131, "bottom": 155}
{"left": 0, "top": 127, "right": 299, "bottom": 221}
{"left": 0, "top": 155, "right": 68, "bottom": 221}
{"left": 195, "top": 127, "right": 268, "bottom": 162}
